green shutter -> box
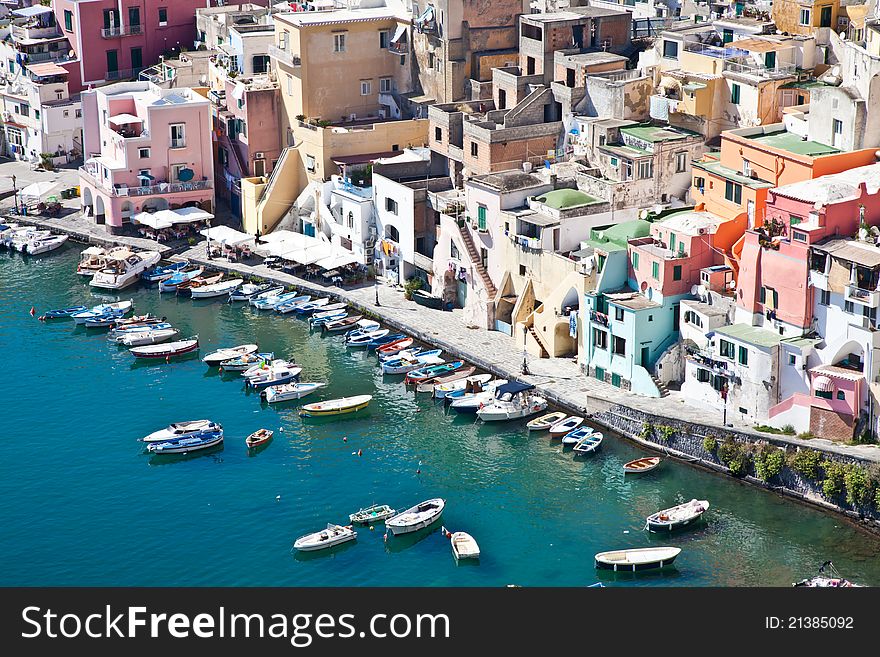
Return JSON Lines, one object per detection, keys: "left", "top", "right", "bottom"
{"left": 595, "top": 367, "right": 605, "bottom": 381}
{"left": 477, "top": 205, "right": 487, "bottom": 231}
{"left": 669, "top": 233, "right": 676, "bottom": 251}
{"left": 632, "top": 252, "right": 639, "bottom": 269}
{"left": 673, "top": 265, "right": 682, "bottom": 281}
{"left": 652, "top": 261, "right": 659, "bottom": 279}
{"left": 731, "top": 83, "right": 740, "bottom": 104}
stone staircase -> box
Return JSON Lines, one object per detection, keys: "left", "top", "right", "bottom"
{"left": 527, "top": 324, "right": 549, "bottom": 358}
{"left": 456, "top": 223, "right": 497, "bottom": 299}
{"left": 650, "top": 372, "right": 670, "bottom": 398}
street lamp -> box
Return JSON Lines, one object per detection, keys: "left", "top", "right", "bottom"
{"left": 3, "top": 175, "right": 19, "bottom": 214}
{"left": 521, "top": 324, "right": 530, "bottom": 375}
{"left": 374, "top": 271, "right": 381, "bottom": 306}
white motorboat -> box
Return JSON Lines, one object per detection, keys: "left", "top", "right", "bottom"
{"left": 77, "top": 246, "right": 126, "bottom": 277}
{"left": 6, "top": 228, "right": 50, "bottom": 251}
{"left": 71, "top": 300, "right": 134, "bottom": 324}
{"left": 147, "top": 430, "right": 224, "bottom": 455}
{"left": 247, "top": 363, "right": 302, "bottom": 389}
{"left": 595, "top": 546, "right": 681, "bottom": 572}
{"left": 109, "top": 322, "right": 173, "bottom": 341}
{"left": 445, "top": 528, "right": 480, "bottom": 560}
{"left": 561, "top": 426, "right": 594, "bottom": 446}
{"left": 476, "top": 382, "right": 547, "bottom": 422}
{"left": 447, "top": 380, "right": 510, "bottom": 414}
{"left": 646, "top": 499, "right": 709, "bottom": 532}
{"left": 118, "top": 327, "right": 179, "bottom": 347}
{"left": 293, "top": 524, "right": 357, "bottom": 552}
{"left": 219, "top": 352, "right": 274, "bottom": 372}
{"left": 381, "top": 350, "right": 443, "bottom": 375}
{"left": 263, "top": 382, "right": 326, "bottom": 403}
{"left": 90, "top": 249, "right": 161, "bottom": 289}
{"left": 26, "top": 234, "right": 68, "bottom": 255}
{"left": 248, "top": 285, "right": 285, "bottom": 306}
{"left": 229, "top": 282, "right": 272, "bottom": 302}
{"left": 242, "top": 358, "right": 295, "bottom": 379}
{"left": 433, "top": 373, "right": 493, "bottom": 399}
{"left": 190, "top": 278, "right": 244, "bottom": 299}
{"left": 142, "top": 419, "right": 222, "bottom": 443}
{"left": 202, "top": 343, "right": 259, "bottom": 366}
{"left": 349, "top": 504, "right": 397, "bottom": 524}
{"left": 385, "top": 498, "right": 445, "bottom": 536}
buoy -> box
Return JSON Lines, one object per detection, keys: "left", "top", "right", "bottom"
{"left": 276, "top": 495, "right": 281, "bottom": 501}
{"left": 357, "top": 449, "right": 362, "bottom": 456}
{"left": 384, "top": 532, "right": 388, "bottom": 543}
{"left": 369, "top": 525, "right": 375, "bottom": 531}
{"left": 29, "top": 306, "right": 36, "bottom": 317}
{"left": 279, "top": 426, "right": 284, "bottom": 432}
{"left": 343, "top": 436, "right": 347, "bottom": 442}
{"left": 165, "top": 355, "right": 170, "bottom": 363}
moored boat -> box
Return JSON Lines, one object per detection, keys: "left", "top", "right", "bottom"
{"left": 415, "top": 366, "right": 476, "bottom": 394}
{"left": 252, "top": 290, "right": 300, "bottom": 310}
{"left": 624, "top": 457, "right": 661, "bottom": 474}
{"left": 349, "top": 504, "right": 397, "bottom": 524}
{"left": 404, "top": 360, "right": 463, "bottom": 385}
{"left": 342, "top": 320, "right": 381, "bottom": 340}
{"left": 300, "top": 394, "right": 372, "bottom": 417}
{"left": 431, "top": 371, "right": 490, "bottom": 398}
{"left": 527, "top": 411, "right": 568, "bottom": 432}
{"left": 76, "top": 246, "right": 109, "bottom": 277}
{"left": 90, "top": 250, "right": 161, "bottom": 289}
{"left": 793, "top": 561, "right": 864, "bottom": 587}
{"left": 293, "top": 524, "right": 357, "bottom": 552}
{"left": 118, "top": 327, "right": 179, "bottom": 347}
{"left": 229, "top": 282, "right": 272, "bottom": 302}
{"left": 293, "top": 297, "right": 330, "bottom": 314}
{"left": 548, "top": 415, "right": 584, "bottom": 438}
{"left": 42, "top": 305, "right": 88, "bottom": 320}
{"left": 247, "top": 363, "right": 302, "bottom": 389}
{"left": 202, "top": 344, "right": 260, "bottom": 366}
{"left": 147, "top": 430, "right": 224, "bottom": 455}
{"left": 176, "top": 272, "right": 224, "bottom": 297}
{"left": 26, "top": 234, "right": 68, "bottom": 255}
{"left": 219, "top": 352, "right": 274, "bottom": 372}
{"left": 381, "top": 350, "right": 443, "bottom": 375}
{"left": 594, "top": 547, "right": 681, "bottom": 572}
{"left": 443, "top": 527, "right": 480, "bottom": 560}
{"left": 309, "top": 309, "right": 347, "bottom": 326}
{"left": 158, "top": 265, "right": 204, "bottom": 292}
{"left": 561, "top": 426, "right": 593, "bottom": 446}
{"left": 130, "top": 336, "right": 199, "bottom": 359}
{"left": 645, "top": 499, "right": 709, "bottom": 532}
{"left": 376, "top": 337, "right": 414, "bottom": 358}
{"left": 385, "top": 498, "right": 445, "bottom": 536}
{"left": 90, "top": 314, "right": 160, "bottom": 330}
{"left": 109, "top": 323, "right": 173, "bottom": 341}
{"left": 245, "top": 428, "right": 274, "bottom": 449}
{"left": 323, "top": 314, "right": 363, "bottom": 333}
{"left": 263, "top": 382, "right": 326, "bottom": 403}
{"left": 248, "top": 285, "right": 285, "bottom": 306}
{"left": 346, "top": 329, "right": 389, "bottom": 348}
{"left": 142, "top": 419, "right": 222, "bottom": 443}
{"left": 447, "top": 380, "right": 510, "bottom": 414}
{"left": 572, "top": 433, "right": 603, "bottom": 456}
{"left": 275, "top": 295, "right": 312, "bottom": 314}
{"left": 141, "top": 261, "right": 187, "bottom": 283}
{"left": 71, "top": 300, "right": 133, "bottom": 324}
{"left": 476, "top": 382, "right": 547, "bottom": 422}
{"left": 365, "top": 332, "right": 405, "bottom": 351}
{"left": 190, "top": 278, "right": 244, "bottom": 299}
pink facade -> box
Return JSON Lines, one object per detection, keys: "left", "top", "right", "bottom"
{"left": 78, "top": 81, "right": 214, "bottom": 230}
{"left": 220, "top": 78, "right": 281, "bottom": 178}
{"left": 53, "top": 0, "right": 207, "bottom": 86}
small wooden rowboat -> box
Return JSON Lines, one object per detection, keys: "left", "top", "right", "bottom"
{"left": 623, "top": 457, "right": 661, "bottom": 474}
{"left": 443, "top": 527, "right": 480, "bottom": 560}
{"left": 548, "top": 415, "right": 584, "bottom": 438}
{"left": 415, "top": 365, "right": 476, "bottom": 394}
{"left": 646, "top": 499, "right": 709, "bottom": 532}
{"left": 130, "top": 336, "right": 199, "bottom": 359}
{"left": 349, "top": 504, "right": 397, "bottom": 524}
{"left": 595, "top": 546, "right": 681, "bottom": 572}
{"left": 300, "top": 394, "right": 372, "bottom": 417}
{"left": 526, "top": 411, "right": 567, "bottom": 432}
{"left": 246, "top": 428, "right": 274, "bottom": 449}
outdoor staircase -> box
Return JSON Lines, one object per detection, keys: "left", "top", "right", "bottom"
{"left": 527, "top": 324, "right": 549, "bottom": 358}
{"left": 457, "top": 223, "right": 497, "bottom": 299}
{"left": 650, "top": 372, "right": 670, "bottom": 398}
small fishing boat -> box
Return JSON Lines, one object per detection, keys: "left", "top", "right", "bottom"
{"left": 293, "top": 524, "right": 357, "bottom": 552}
{"left": 645, "top": 499, "right": 709, "bottom": 532}
{"left": 76, "top": 246, "right": 108, "bottom": 277}
{"left": 89, "top": 314, "right": 159, "bottom": 330}
{"left": 176, "top": 272, "right": 224, "bottom": 297}
{"left": 323, "top": 314, "right": 363, "bottom": 333}
{"left": 294, "top": 298, "right": 332, "bottom": 314}
{"left": 346, "top": 329, "right": 389, "bottom": 348}
{"left": 158, "top": 265, "right": 204, "bottom": 292}
{"left": 245, "top": 428, "right": 274, "bottom": 449}
{"left": 142, "top": 419, "right": 222, "bottom": 443}
{"left": 548, "top": 415, "right": 584, "bottom": 438}
{"left": 379, "top": 346, "right": 422, "bottom": 364}
{"left": 376, "top": 337, "right": 414, "bottom": 358}
{"left": 309, "top": 309, "right": 347, "bottom": 326}
{"left": 247, "top": 363, "right": 302, "bottom": 389}
{"left": 26, "top": 234, "right": 68, "bottom": 255}
{"left": 573, "top": 433, "right": 603, "bottom": 456}
{"left": 228, "top": 282, "right": 272, "bottom": 302}
{"left": 416, "top": 366, "right": 476, "bottom": 394}
{"left": 141, "top": 261, "right": 187, "bottom": 283}
{"left": 382, "top": 350, "right": 443, "bottom": 375}
{"left": 443, "top": 527, "right": 480, "bottom": 560}
{"left": 431, "top": 371, "right": 490, "bottom": 399}
{"left": 109, "top": 323, "right": 174, "bottom": 341}
{"left": 349, "top": 504, "right": 397, "bottom": 525}
{"left": 385, "top": 498, "right": 445, "bottom": 536}
{"left": 107, "top": 317, "right": 168, "bottom": 335}
{"left": 365, "top": 332, "right": 405, "bottom": 351}
{"left": 72, "top": 300, "right": 133, "bottom": 324}
{"left": 594, "top": 547, "right": 681, "bottom": 572}
{"left": 263, "top": 382, "right": 326, "bottom": 403}
{"left": 118, "top": 327, "right": 179, "bottom": 347}
{"left": 300, "top": 394, "right": 372, "bottom": 417}
{"left": 275, "top": 295, "right": 312, "bottom": 314}
{"left": 343, "top": 319, "right": 381, "bottom": 340}
{"left": 526, "top": 411, "right": 567, "bottom": 432}
{"left": 242, "top": 358, "right": 294, "bottom": 379}
{"left": 147, "top": 430, "right": 224, "bottom": 455}
{"left": 793, "top": 561, "right": 864, "bottom": 587}
{"left": 447, "top": 380, "right": 510, "bottom": 414}
{"left": 404, "top": 360, "right": 464, "bottom": 385}
{"left": 202, "top": 344, "right": 259, "bottom": 366}
{"left": 42, "top": 305, "right": 88, "bottom": 320}
{"left": 252, "top": 290, "right": 300, "bottom": 310}
{"left": 91, "top": 250, "right": 161, "bottom": 289}
{"left": 412, "top": 289, "right": 444, "bottom": 309}
{"left": 624, "top": 457, "right": 661, "bottom": 474}
{"left": 130, "top": 336, "right": 199, "bottom": 359}
{"left": 476, "top": 382, "right": 547, "bottom": 422}
{"left": 190, "top": 278, "right": 244, "bottom": 299}
{"left": 6, "top": 228, "right": 50, "bottom": 251}
{"left": 561, "top": 426, "right": 594, "bottom": 447}
{"left": 219, "top": 352, "right": 274, "bottom": 372}
{"left": 248, "top": 286, "right": 285, "bottom": 307}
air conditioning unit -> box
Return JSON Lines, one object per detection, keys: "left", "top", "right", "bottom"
{"left": 254, "top": 151, "right": 264, "bottom": 159}
{"left": 349, "top": 113, "right": 357, "bottom": 121}
{"left": 365, "top": 252, "right": 374, "bottom": 264}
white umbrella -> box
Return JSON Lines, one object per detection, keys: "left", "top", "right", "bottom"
{"left": 133, "top": 211, "right": 173, "bottom": 230}
{"left": 20, "top": 181, "right": 57, "bottom": 198}
{"left": 170, "top": 207, "right": 213, "bottom": 223}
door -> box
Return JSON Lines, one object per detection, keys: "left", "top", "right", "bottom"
{"left": 832, "top": 119, "right": 844, "bottom": 149}
{"left": 106, "top": 50, "right": 118, "bottom": 75}
{"left": 640, "top": 347, "right": 650, "bottom": 367}
{"left": 764, "top": 51, "right": 776, "bottom": 70}
{"left": 480, "top": 247, "right": 488, "bottom": 270}
{"left": 747, "top": 199, "right": 755, "bottom": 229}
{"left": 820, "top": 6, "right": 832, "bottom": 27}
{"left": 128, "top": 7, "right": 140, "bottom": 29}
{"left": 456, "top": 278, "right": 467, "bottom": 309}
{"left": 130, "top": 47, "right": 142, "bottom": 71}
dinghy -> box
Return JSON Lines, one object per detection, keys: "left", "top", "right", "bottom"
{"left": 108, "top": 319, "right": 169, "bottom": 336}
{"left": 190, "top": 278, "right": 244, "bottom": 299}
{"left": 142, "top": 419, "right": 222, "bottom": 443}
{"left": 245, "top": 428, "right": 274, "bottom": 449}
{"left": 433, "top": 373, "right": 493, "bottom": 399}
{"left": 141, "top": 261, "right": 187, "bottom": 283}
{"left": 109, "top": 323, "right": 173, "bottom": 341}
{"left": 158, "top": 265, "right": 204, "bottom": 292}
{"left": 548, "top": 415, "right": 584, "bottom": 438}
{"left": 89, "top": 314, "right": 158, "bottom": 329}
{"left": 379, "top": 346, "right": 425, "bottom": 363}
{"left": 381, "top": 351, "right": 443, "bottom": 375}
{"left": 176, "top": 272, "right": 224, "bottom": 297}
{"left": 130, "top": 336, "right": 199, "bottom": 359}
{"left": 119, "top": 327, "right": 179, "bottom": 347}
{"left": 263, "top": 382, "right": 326, "bottom": 403}
{"left": 346, "top": 329, "right": 389, "bottom": 348}
{"left": 252, "top": 290, "right": 300, "bottom": 310}
{"left": 365, "top": 333, "right": 405, "bottom": 351}
{"left": 323, "top": 315, "right": 363, "bottom": 333}
{"left": 415, "top": 366, "right": 476, "bottom": 394}
{"left": 623, "top": 457, "right": 661, "bottom": 474}
{"left": 292, "top": 298, "right": 330, "bottom": 314}
{"left": 293, "top": 524, "right": 357, "bottom": 552}
{"left": 242, "top": 358, "right": 295, "bottom": 379}
{"left": 444, "top": 528, "right": 480, "bottom": 560}
{"left": 404, "top": 360, "right": 464, "bottom": 385}
{"left": 309, "top": 306, "right": 347, "bottom": 324}
{"left": 42, "top": 305, "right": 88, "bottom": 320}
{"left": 300, "top": 394, "right": 372, "bottom": 417}
{"left": 385, "top": 498, "right": 445, "bottom": 536}
{"left": 573, "top": 433, "right": 603, "bottom": 456}
{"left": 248, "top": 285, "right": 285, "bottom": 306}
{"left": 349, "top": 504, "right": 397, "bottom": 525}
{"left": 342, "top": 319, "right": 380, "bottom": 339}
{"left": 229, "top": 282, "right": 272, "bottom": 302}
{"left": 526, "top": 411, "right": 567, "bottom": 431}
{"left": 645, "top": 499, "right": 709, "bottom": 532}
{"left": 376, "top": 337, "right": 413, "bottom": 358}
{"left": 147, "top": 430, "right": 224, "bottom": 455}
{"left": 72, "top": 300, "right": 133, "bottom": 324}
{"left": 594, "top": 547, "right": 681, "bottom": 572}
{"left": 202, "top": 344, "right": 259, "bottom": 366}
{"left": 561, "top": 426, "right": 593, "bottom": 447}
{"left": 219, "top": 352, "right": 274, "bottom": 372}
{"left": 275, "top": 295, "right": 313, "bottom": 314}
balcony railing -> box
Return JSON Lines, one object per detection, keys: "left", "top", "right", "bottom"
{"left": 106, "top": 66, "right": 147, "bottom": 81}
{"left": 268, "top": 45, "right": 301, "bottom": 67}
{"left": 724, "top": 60, "right": 797, "bottom": 79}
{"left": 80, "top": 166, "right": 212, "bottom": 197}
{"left": 845, "top": 284, "right": 880, "bottom": 308}
{"left": 101, "top": 24, "right": 143, "bottom": 38}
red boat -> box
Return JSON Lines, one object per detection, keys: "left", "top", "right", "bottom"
{"left": 376, "top": 337, "right": 413, "bottom": 357}
{"left": 130, "top": 336, "right": 199, "bottom": 359}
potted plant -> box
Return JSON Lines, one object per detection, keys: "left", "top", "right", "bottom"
{"left": 403, "top": 277, "right": 423, "bottom": 301}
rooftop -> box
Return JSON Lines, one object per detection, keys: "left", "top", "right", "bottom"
{"left": 714, "top": 323, "right": 783, "bottom": 348}
{"left": 692, "top": 159, "right": 775, "bottom": 189}
{"left": 584, "top": 219, "right": 652, "bottom": 253}
{"left": 605, "top": 290, "right": 661, "bottom": 311}
{"left": 813, "top": 238, "right": 880, "bottom": 268}
{"left": 620, "top": 124, "right": 695, "bottom": 143}
{"left": 469, "top": 170, "right": 547, "bottom": 193}
{"left": 657, "top": 210, "right": 727, "bottom": 236}
{"left": 747, "top": 130, "right": 841, "bottom": 157}
{"left": 771, "top": 162, "right": 880, "bottom": 204}
{"left": 277, "top": 6, "right": 406, "bottom": 28}
{"left": 681, "top": 299, "right": 729, "bottom": 319}
{"left": 560, "top": 52, "right": 628, "bottom": 67}
{"left": 532, "top": 188, "right": 599, "bottom": 209}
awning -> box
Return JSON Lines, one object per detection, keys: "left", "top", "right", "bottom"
{"left": 316, "top": 251, "right": 358, "bottom": 270}
{"left": 133, "top": 212, "right": 174, "bottom": 230}
{"left": 415, "top": 5, "right": 435, "bottom": 25}
{"left": 109, "top": 113, "right": 144, "bottom": 125}
{"left": 25, "top": 62, "right": 68, "bottom": 77}
{"left": 812, "top": 376, "right": 835, "bottom": 393}
{"left": 200, "top": 225, "right": 255, "bottom": 246}
{"left": 13, "top": 5, "right": 53, "bottom": 17}
{"left": 391, "top": 24, "right": 407, "bottom": 44}
{"left": 172, "top": 206, "right": 213, "bottom": 223}
{"left": 495, "top": 381, "right": 535, "bottom": 397}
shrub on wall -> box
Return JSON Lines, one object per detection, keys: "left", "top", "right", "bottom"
{"left": 640, "top": 422, "right": 654, "bottom": 440}
{"left": 843, "top": 465, "right": 872, "bottom": 507}
{"left": 718, "top": 438, "right": 750, "bottom": 477}
{"left": 754, "top": 444, "right": 785, "bottom": 481}
{"left": 789, "top": 449, "right": 822, "bottom": 479}
{"left": 821, "top": 460, "right": 847, "bottom": 499}
{"left": 702, "top": 435, "right": 717, "bottom": 453}
{"left": 656, "top": 425, "right": 675, "bottom": 442}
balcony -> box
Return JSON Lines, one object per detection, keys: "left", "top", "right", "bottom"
{"left": 845, "top": 284, "right": 880, "bottom": 308}
{"left": 106, "top": 66, "right": 147, "bottom": 81}
{"left": 101, "top": 24, "right": 144, "bottom": 38}
{"left": 80, "top": 166, "right": 212, "bottom": 197}
{"left": 809, "top": 269, "right": 829, "bottom": 291}
{"left": 724, "top": 60, "right": 797, "bottom": 80}
{"left": 412, "top": 251, "right": 433, "bottom": 272}
{"left": 268, "top": 45, "right": 301, "bottom": 68}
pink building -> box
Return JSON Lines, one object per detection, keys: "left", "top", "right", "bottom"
{"left": 52, "top": 0, "right": 209, "bottom": 88}
{"left": 735, "top": 163, "right": 880, "bottom": 333}
{"left": 78, "top": 81, "right": 214, "bottom": 232}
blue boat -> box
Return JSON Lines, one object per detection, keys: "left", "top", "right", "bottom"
{"left": 42, "top": 305, "right": 88, "bottom": 319}
{"left": 141, "top": 261, "right": 187, "bottom": 283}
{"left": 309, "top": 310, "right": 347, "bottom": 327}
{"left": 366, "top": 332, "right": 405, "bottom": 351}
{"left": 562, "top": 426, "right": 594, "bottom": 447}
{"left": 275, "top": 295, "right": 312, "bottom": 314}
{"left": 159, "top": 266, "right": 204, "bottom": 292}
{"left": 253, "top": 291, "right": 301, "bottom": 311}
{"left": 147, "top": 430, "right": 224, "bottom": 455}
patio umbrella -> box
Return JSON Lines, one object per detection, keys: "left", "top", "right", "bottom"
{"left": 20, "top": 180, "right": 57, "bottom": 198}
{"left": 132, "top": 211, "right": 174, "bottom": 230}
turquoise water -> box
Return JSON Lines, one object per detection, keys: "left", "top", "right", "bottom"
{"left": 2, "top": 247, "right": 880, "bottom": 587}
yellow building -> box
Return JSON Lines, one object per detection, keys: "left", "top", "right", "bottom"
{"left": 772, "top": 0, "right": 838, "bottom": 36}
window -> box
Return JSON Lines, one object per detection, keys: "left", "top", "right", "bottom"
{"left": 306, "top": 154, "right": 316, "bottom": 172}
{"left": 638, "top": 160, "right": 653, "bottom": 179}
{"left": 158, "top": 7, "right": 167, "bottom": 25}
{"left": 434, "top": 127, "right": 442, "bottom": 142}
{"left": 597, "top": 254, "right": 606, "bottom": 273}
{"left": 697, "top": 368, "right": 711, "bottom": 383}
{"left": 427, "top": 52, "right": 435, "bottom": 68}
{"left": 792, "top": 231, "right": 807, "bottom": 243}
{"left": 837, "top": 390, "right": 846, "bottom": 400}
{"left": 662, "top": 40, "right": 679, "bottom": 59}
{"left": 470, "top": 141, "right": 478, "bottom": 157}
{"left": 652, "top": 261, "right": 659, "bottom": 279}
{"left": 595, "top": 367, "right": 605, "bottom": 381}
{"left": 673, "top": 265, "right": 682, "bottom": 281}
{"left": 819, "top": 289, "right": 830, "bottom": 305}
{"left": 611, "top": 373, "right": 622, "bottom": 387}
{"left": 789, "top": 214, "right": 802, "bottom": 226}
{"left": 379, "top": 77, "right": 392, "bottom": 93}
{"left": 789, "top": 354, "right": 797, "bottom": 366}
{"left": 816, "top": 389, "right": 833, "bottom": 399}
{"left": 612, "top": 336, "right": 626, "bottom": 356}
{"left": 614, "top": 307, "right": 624, "bottom": 322}
{"left": 519, "top": 264, "right": 526, "bottom": 276}
{"left": 360, "top": 80, "right": 371, "bottom": 96}
{"left": 75, "top": 109, "right": 82, "bottom": 119}
{"left": 18, "top": 105, "right": 28, "bottom": 118}
{"left": 477, "top": 205, "right": 487, "bottom": 231}
{"left": 648, "top": 315, "right": 653, "bottom": 322}
{"left": 286, "top": 74, "right": 293, "bottom": 96}
{"left": 333, "top": 33, "right": 346, "bottom": 53}
{"left": 631, "top": 251, "right": 639, "bottom": 270}
{"left": 169, "top": 123, "right": 185, "bottom": 148}
{"left": 593, "top": 328, "right": 608, "bottom": 350}
{"left": 379, "top": 30, "right": 389, "bottom": 49}
{"left": 845, "top": 300, "right": 855, "bottom": 314}
{"left": 675, "top": 151, "right": 688, "bottom": 173}
{"left": 765, "top": 51, "right": 776, "bottom": 69}
{"left": 622, "top": 160, "right": 633, "bottom": 180}
{"left": 833, "top": 119, "right": 843, "bottom": 136}
{"left": 170, "top": 163, "right": 187, "bottom": 182}
{"left": 64, "top": 9, "right": 73, "bottom": 31}
{"left": 725, "top": 181, "right": 742, "bottom": 204}
{"left": 385, "top": 197, "right": 398, "bottom": 215}
{"left": 6, "top": 126, "right": 22, "bottom": 146}
{"left": 738, "top": 346, "right": 749, "bottom": 366}
{"left": 719, "top": 339, "right": 736, "bottom": 359}
{"left": 610, "top": 156, "right": 618, "bottom": 166}
{"left": 864, "top": 305, "right": 877, "bottom": 320}
{"left": 400, "top": 55, "right": 406, "bottom": 67}
{"left": 731, "top": 83, "right": 741, "bottom": 105}
{"left": 694, "top": 176, "right": 705, "bottom": 191}
{"left": 138, "top": 148, "right": 150, "bottom": 158}
{"left": 799, "top": 9, "right": 810, "bottom": 26}
{"left": 450, "top": 241, "right": 459, "bottom": 260}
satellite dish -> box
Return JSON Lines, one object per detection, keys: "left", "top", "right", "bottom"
{"left": 728, "top": 280, "right": 737, "bottom": 290}
{"left": 697, "top": 284, "right": 707, "bottom": 298}
{"left": 831, "top": 65, "right": 841, "bottom": 77}
{"left": 839, "top": 32, "right": 846, "bottom": 40}
{"left": 640, "top": 281, "right": 648, "bottom": 292}
{"left": 639, "top": 209, "right": 649, "bottom": 220}
{"left": 68, "top": 50, "right": 75, "bottom": 58}
{"left": 690, "top": 285, "right": 699, "bottom": 296}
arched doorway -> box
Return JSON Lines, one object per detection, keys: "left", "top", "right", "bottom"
{"left": 141, "top": 197, "right": 169, "bottom": 213}
{"left": 94, "top": 195, "right": 105, "bottom": 225}
{"left": 120, "top": 201, "right": 133, "bottom": 224}
{"left": 81, "top": 186, "right": 93, "bottom": 217}
{"left": 385, "top": 224, "right": 399, "bottom": 242}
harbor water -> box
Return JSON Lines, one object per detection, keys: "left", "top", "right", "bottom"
{"left": 2, "top": 247, "right": 880, "bottom": 587}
